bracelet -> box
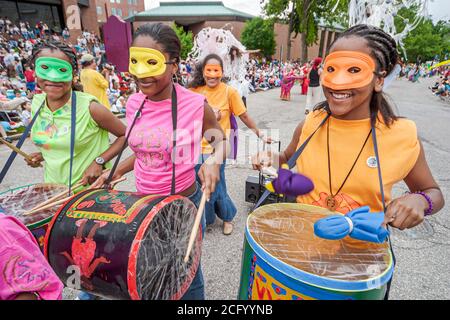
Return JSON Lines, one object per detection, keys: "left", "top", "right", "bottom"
{"left": 407, "top": 191, "right": 433, "bottom": 216}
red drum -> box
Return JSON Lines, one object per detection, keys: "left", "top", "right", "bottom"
{"left": 44, "top": 188, "right": 202, "bottom": 300}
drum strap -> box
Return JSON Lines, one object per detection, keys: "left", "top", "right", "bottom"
{"left": 68, "top": 91, "right": 76, "bottom": 195}
{"left": 252, "top": 111, "right": 331, "bottom": 210}
{"left": 372, "top": 116, "right": 396, "bottom": 300}
{"left": 105, "top": 84, "right": 178, "bottom": 195}
{"left": 0, "top": 100, "right": 45, "bottom": 184}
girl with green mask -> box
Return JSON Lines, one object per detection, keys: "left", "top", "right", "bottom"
{"left": 26, "top": 41, "right": 126, "bottom": 188}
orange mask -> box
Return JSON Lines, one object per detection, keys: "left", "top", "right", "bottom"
{"left": 204, "top": 64, "right": 223, "bottom": 78}
{"left": 321, "top": 51, "right": 377, "bottom": 90}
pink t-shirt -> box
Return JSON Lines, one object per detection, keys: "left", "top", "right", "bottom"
{"left": 126, "top": 84, "right": 205, "bottom": 195}
{"left": 0, "top": 213, "right": 63, "bottom": 300}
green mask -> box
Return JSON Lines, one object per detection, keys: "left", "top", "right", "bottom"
{"left": 35, "top": 57, "right": 73, "bottom": 82}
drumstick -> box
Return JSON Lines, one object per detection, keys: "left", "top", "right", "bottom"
{"left": 184, "top": 192, "right": 207, "bottom": 263}
{"left": 26, "top": 181, "right": 83, "bottom": 213}
{"left": 23, "top": 178, "right": 126, "bottom": 216}
{"left": 0, "top": 137, "right": 33, "bottom": 161}
{"left": 0, "top": 137, "right": 43, "bottom": 167}
{"left": 262, "top": 166, "right": 278, "bottom": 177}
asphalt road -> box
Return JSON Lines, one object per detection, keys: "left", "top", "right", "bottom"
{"left": 1, "top": 77, "right": 448, "bottom": 300}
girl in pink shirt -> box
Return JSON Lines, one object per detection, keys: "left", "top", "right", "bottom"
{"left": 0, "top": 210, "right": 63, "bottom": 300}
{"left": 92, "top": 23, "right": 227, "bottom": 300}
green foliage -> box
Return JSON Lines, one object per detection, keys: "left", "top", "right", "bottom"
{"left": 241, "top": 17, "right": 276, "bottom": 57}
{"left": 172, "top": 24, "right": 194, "bottom": 60}
{"left": 394, "top": 6, "right": 450, "bottom": 61}
{"left": 262, "top": 0, "right": 349, "bottom": 59}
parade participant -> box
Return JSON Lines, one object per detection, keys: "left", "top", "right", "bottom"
{"left": 305, "top": 57, "right": 323, "bottom": 114}
{"left": 253, "top": 25, "right": 444, "bottom": 298}
{"left": 25, "top": 40, "right": 126, "bottom": 189}
{"left": 0, "top": 209, "right": 63, "bottom": 300}
{"left": 189, "top": 54, "right": 272, "bottom": 235}
{"left": 280, "top": 69, "right": 302, "bottom": 101}
{"left": 91, "top": 23, "right": 227, "bottom": 300}
{"left": 79, "top": 53, "right": 111, "bottom": 109}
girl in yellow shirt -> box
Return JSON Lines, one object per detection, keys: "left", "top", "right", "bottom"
{"left": 253, "top": 24, "right": 444, "bottom": 233}
{"left": 190, "top": 54, "right": 271, "bottom": 235}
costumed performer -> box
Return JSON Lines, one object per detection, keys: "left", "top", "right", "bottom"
{"left": 253, "top": 24, "right": 444, "bottom": 299}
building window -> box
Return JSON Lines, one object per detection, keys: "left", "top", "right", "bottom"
{"left": 117, "top": 8, "right": 122, "bottom": 16}
{"left": 110, "top": 0, "right": 115, "bottom": 3}
{"left": 111, "top": 7, "right": 116, "bottom": 15}
{"left": 116, "top": 0, "right": 121, "bottom": 3}
{"left": 96, "top": 6, "right": 102, "bottom": 15}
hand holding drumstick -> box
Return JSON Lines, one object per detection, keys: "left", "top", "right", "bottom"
{"left": 23, "top": 177, "right": 127, "bottom": 216}
{"left": 0, "top": 137, "right": 43, "bottom": 167}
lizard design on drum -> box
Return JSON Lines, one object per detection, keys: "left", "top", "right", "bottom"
{"left": 60, "top": 219, "right": 110, "bottom": 290}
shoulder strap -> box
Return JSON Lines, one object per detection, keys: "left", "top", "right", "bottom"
{"left": 105, "top": 96, "right": 146, "bottom": 187}
{"left": 68, "top": 91, "right": 76, "bottom": 195}
{"left": 171, "top": 84, "right": 178, "bottom": 195}
{"left": 252, "top": 112, "right": 330, "bottom": 210}
{"left": 0, "top": 98, "right": 45, "bottom": 184}
{"left": 105, "top": 85, "right": 178, "bottom": 196}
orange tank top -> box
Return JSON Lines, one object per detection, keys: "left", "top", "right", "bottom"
{"left": 295, "top": 110, "right": 420, "bottom": 213}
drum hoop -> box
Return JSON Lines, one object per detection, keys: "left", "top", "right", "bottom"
{"left": 246, "top": 203, "right": 394, "bottom": 292}
{"left": 0, "top": 183, "right": 68, "bottom": 229}
{"left": 127, "top": 195, "right": 201, "bottom": 300}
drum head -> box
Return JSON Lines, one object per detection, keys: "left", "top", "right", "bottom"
{"left": 247, "top": 203, "right": 392, "bottom": 284}
{"left": 134, "top": 196, "right": 202, "bottom": 300}
{"left": 0, "top": 183, "right": 68, "bottom": 228}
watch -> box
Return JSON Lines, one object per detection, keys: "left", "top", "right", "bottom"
{"left": 95, "top": 157, "right": 106, "bottom": 166}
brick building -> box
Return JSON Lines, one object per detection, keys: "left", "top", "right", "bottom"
{"left": 127, "top": 1, "right": 344, "bottom": 62}
{"left": 0, "top": 0, "right": 145, "bottom": 41}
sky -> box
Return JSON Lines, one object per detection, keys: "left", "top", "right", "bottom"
{"left": 144, "top": 0, "right": 450, "bottom": 22}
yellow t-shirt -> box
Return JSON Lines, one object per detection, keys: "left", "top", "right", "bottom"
{"left": 296, "top": 110, "right": 421, "bottom": 213}
{"left": 191, "top": 82, "right": 246, "bottom": 154}
{"left": 80, "top": 68, "right": 110, "bottom": 109}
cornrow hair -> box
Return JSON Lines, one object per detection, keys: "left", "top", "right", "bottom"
{"left": 133, "top": 23, "right": 181, "bottom": 64}
{"left": 315, "top": 24, "right": 400, "bottom": 127}
{"left": 30, "top": 40, "right": 78, "bottom": 72}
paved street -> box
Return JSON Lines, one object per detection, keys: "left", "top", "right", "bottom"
{"left": 1, "top": 77, "right": 449, "bottom": 300}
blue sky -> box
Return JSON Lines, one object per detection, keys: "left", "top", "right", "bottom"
{"left": 145, "top": 0, "right": 449, "bottom": 22}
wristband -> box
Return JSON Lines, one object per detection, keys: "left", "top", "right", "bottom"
{"left": 408, "top": 191, "right": 433, "bottom": 216}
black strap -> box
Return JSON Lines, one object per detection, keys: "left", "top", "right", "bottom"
{"left": 0, "top": 99, "right": 45, "bottom": 184}
{"left": 68, "top": 91, "right": 76, "bottom": 195}
{"left": 105, "top": 85, "right": 178, "bottom": 195}
{"left": 372, "top": 119, "right": 396, "bottom": 300}
{"left": 0, "top": 92, "right": 77, "bottom": 196}
{"left": 252, "top": 111, "right": 331, "bottom": 210}
{"left": 170, "top": 85, "right": 177, "bottom": 195}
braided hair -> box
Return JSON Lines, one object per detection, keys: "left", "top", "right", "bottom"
{"left": 188, "top": 54, "right": 224, "bottom": 89}
{"left": 316, "top": 24, "right": 399, "bottom": 126}
{"left": 30, "top": 40, "right": 78, "bottom": 72}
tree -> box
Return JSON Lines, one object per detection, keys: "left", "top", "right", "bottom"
{"left": 172, "top": 24, "right": 194, "bottom": 60}
{"left": 395, "top": 6, "right": 450, "bottom": 62}
{"left": 241, "top": 17, "right": 276, "bottom": 57}
{"left": 262, "top": 0, "right": 349, "bottom": 61}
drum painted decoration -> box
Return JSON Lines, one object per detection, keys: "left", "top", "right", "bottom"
{"left": 238, "top": 203, "right": 394, "bottom": 300}
{"left": 44, "top": 189, "right": 202, "bottom": 300}
{"left": 0, "top": 183, "right": 69, "bottom": 252}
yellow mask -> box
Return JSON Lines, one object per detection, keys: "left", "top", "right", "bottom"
{"left": 129, "top": 47, "right": 169, "bottom": 78}
{"left": 321, "top": 51, "right": 377, "bottom": 90}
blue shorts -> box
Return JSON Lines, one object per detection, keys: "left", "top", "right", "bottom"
{"left": 26, "top": 82, "right": 36, "bottom": 92}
